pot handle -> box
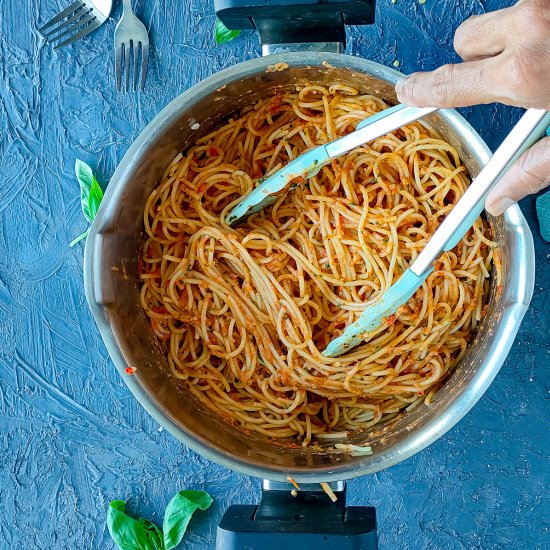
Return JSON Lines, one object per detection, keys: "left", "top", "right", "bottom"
{"left": 216, "top": 480, "right": 378, "bottom": 549}
{"left": 214, "top": 0, "right": 376, "bottom": 54}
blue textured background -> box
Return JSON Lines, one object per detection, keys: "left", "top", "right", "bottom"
{"left": 0, "top": 0, "right": 548, "bottom": 548}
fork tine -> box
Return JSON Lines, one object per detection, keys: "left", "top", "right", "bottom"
{"left": 47, "top": 13, "right": 96, "bottom": 43}
{"left": 115, "top": 44, "right": 123, "bottom": 92}
{"left": 54, "top": 19, "right": 100, "bottom": 49}
{"left": 42, "top": 6, "right": 89, "bottom": 38}
{"left": 140, "top": 44, "right": 149, "bottom": 91}
{"left": 133, "top": 43, "right": 141, "bottom": 92}
{"left": 125, "top": 40, "right": 134, "bottom": 92}
{"left": 38, "top": 0, "right": 84, "bottom": 33}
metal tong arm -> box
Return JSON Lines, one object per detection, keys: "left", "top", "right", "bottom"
{"left": 227, "top": 103, "right": 438, "bottom": 226}
{"left": 325, "top": 104, "right": 437, "bottom": 158}
{"left": 410, "top": 108, "right": 550, "bottom": 278}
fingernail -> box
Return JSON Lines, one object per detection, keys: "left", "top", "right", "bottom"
{"left": 395, "top": 76, "right": 408, "bottom": 98}
{"left": 485, "top": 197, "right": 516, "bottom": 216}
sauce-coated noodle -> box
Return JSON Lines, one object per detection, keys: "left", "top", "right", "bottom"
{"left": 140, "top": 85, "right": 500, "bottom": 446}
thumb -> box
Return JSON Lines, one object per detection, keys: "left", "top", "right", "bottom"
{"left": 485, "top": 137, "right": 550, "bottom": 216}
{"left": 396, "top": 60, "right": 500, "bottom": 108}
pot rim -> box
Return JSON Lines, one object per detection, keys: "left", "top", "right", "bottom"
{"left": 84, "top": 52, "right": 535, "bottom": 482}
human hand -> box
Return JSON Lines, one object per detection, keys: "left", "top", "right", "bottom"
{"left": 395, "top": 0, "right": 550, "bottom": 215}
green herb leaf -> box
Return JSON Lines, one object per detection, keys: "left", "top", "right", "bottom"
{"left": 138, "top": 518, "right": 164, "bottom": 550}
{"left": 215, "top": 18, "right": 240, "bottom": 45}
{"left": 88, "top": 176, "right": 104, "bottom": 220}
{"left": 107, "top": 500, "right": 157, "bottom": 550}
{"left": 69, "top": 228, "right": 90, "bottom": 248}
{"left": 71, "top": 159, "right": 104, "bottom": 247}
{"left": 75, "top": 159, "right": 94, "bottom": 208}
{"left": 162, "top": 490, "right": 213, "bottom": 550}
{"left": 75, "top": 159, "right": 103, "bottom": 222}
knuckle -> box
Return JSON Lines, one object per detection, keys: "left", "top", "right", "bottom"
{"left": 523, "top": 176, "right": 547, "bottom": 195}
{"left": 428, "top": 65, "right": 456, "bottom": 106}
{"left": 504, "top": 50, "right": 547, "bottom": 104}
{"left": 453, "top": 19, "right": 472, "bottom": 52}
{"left": 517, "top": 141, "right": 550, "bottom": 194}
{"left": 453, "top": 14, "right": 483, "bottom": 53}
{"left": 402, "top": 74, "right": 423, "bottom": 105}
{"left": 516, "top": 2, "right": 550, "bottom": 32}
{"left": 505, "top": 55, "right": 533, "bottom": 93}
{"left": 403, "top": 74, "right": 417, "bottom": 101}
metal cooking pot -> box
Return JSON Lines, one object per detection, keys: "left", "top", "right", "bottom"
{"left": 83, "top": 51, "right": 535, "bottom": 485}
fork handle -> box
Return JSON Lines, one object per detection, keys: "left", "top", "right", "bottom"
{"left": 122, "top": 0, "right": 133, "bottom": 10}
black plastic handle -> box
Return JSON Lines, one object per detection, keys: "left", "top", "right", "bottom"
{"left": 214, "top": 0, "right": 376, "bottom": 46}
{"left": 217, "top": 485, "right": 378, "bottom": 549}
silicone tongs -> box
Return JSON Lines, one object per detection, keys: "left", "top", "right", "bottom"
{"left": 227, "top": 104, "right": 438, "bottom": 226}
{"left": 228, "top": 106, "right": 550, "bottom": 357}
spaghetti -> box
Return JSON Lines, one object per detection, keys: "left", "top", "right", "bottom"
{"left": 140, "top": 84, "right": 500, "bottom": 446}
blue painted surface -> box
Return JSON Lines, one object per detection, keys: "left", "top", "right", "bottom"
{"left": 0, "top": 0, "right": 548, "bottom": 548}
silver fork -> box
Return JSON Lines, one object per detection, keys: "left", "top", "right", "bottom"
{"left": 114, "top": 0, "right": 150, "bottom": 92}
{"left": 38, "top": 0, "right": 113, "bottom": 49}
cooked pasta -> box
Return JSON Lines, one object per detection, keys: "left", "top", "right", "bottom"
{"left": 139, "top": 84, "right": 500, "bottom": 446}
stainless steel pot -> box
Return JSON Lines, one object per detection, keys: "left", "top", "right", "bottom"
{"left": 84, "top": 52, "right": 535, "bottom": 483}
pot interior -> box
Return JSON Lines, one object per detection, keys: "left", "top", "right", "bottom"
{"left": 87, "top": 54, "right": 525, "bottom": 481}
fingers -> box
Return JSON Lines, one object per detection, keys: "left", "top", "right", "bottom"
{"left": 485, "top": 137, "right": 550, "bottom": 216}
{"left": 395, "top": 59, "right": 501, "bottom": 108}
{"left": 454, "top": 10, "right": 509, "bottom": 61}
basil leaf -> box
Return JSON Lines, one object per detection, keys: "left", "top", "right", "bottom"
{"left": 88, "top": 175, "right": 104, "bottom": 220}
{"left": 71, "top": 159, "right": 104, "bottom": 247}
{"left": 69, "top": 228, "right": 89, "bottom": 248}
{"left": 111, "top": 500, "right": 126, "bottom": 512}
{"left": 138, "top": 518, "right": 164, "bottom": 550}
{"left": 107, "top": 500, "right": 156, "bottom": 550}
{"left": 215, "top": 18, "right": 240, "bottom": 45}
{"left": 162, "top": 490, "right": 213, "bottom": 550}
{"left": 75, "top": 159, "right": 98, "bottom": 223}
